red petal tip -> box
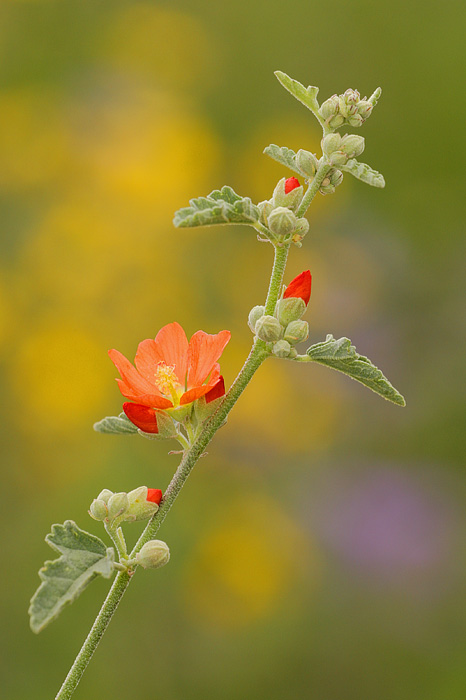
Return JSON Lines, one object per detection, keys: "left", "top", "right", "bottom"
{"left": 146, "top": 488, "right": 163, "bottom": 504}
{"left": 283, "top": 270, "right": 312, "bottom": 305}
{"left": 123, "top": 402, "right": 159, "bottom": 434}
{"left": 205, "top": 376, "right": 226, "bottom": 404}
{"left": 284, "top": 176, "right": 301, "bottom": 194}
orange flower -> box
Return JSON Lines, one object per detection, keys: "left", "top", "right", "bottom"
{"left": 109, "top": 322, "right": 230, "bottom": 433}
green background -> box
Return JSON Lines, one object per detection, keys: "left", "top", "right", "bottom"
{"left": 1, "top": 1, "right": 465, "bottom": 698}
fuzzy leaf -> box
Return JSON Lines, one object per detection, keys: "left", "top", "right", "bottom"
{"left": 306, "top": 334, "right": 405, "bottom": 406}
{"left": 173, "top": 186, "right": 260, "bottom": 228}
{"left": 274, "top": 71, "right": 319, "bottom": 111}
{"left": 263, "top": 144, "right": 305, "bottom": 177}
{"left": 93, "top": 413, "right": 138, "bottom": 435}
{"left": 341, "top": 159, "right": 385, "bottom": 188}
{"left": 29, "top": 521, "right": 115, "bottom": 633}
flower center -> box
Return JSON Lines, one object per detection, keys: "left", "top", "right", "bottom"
{"left": 154, "top": 362, "right": 182, "bottom": 405}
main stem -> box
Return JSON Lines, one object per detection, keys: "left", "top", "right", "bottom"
{"left": 55, "top": 243, "right": 290, "bottom": 700}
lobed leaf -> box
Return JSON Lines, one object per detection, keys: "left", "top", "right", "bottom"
{"left": 263, "top": 144, "right": 306, "bottom": 177}
{"left": 173, "top": 185, "right": 260, "bottom": 228}
{"left": 274, "top": 71, "right": 319, "bottom": 112}
{"left": 306, "top": 334, "right": 405, "bottom": 406}
{"left": 93, "top": 413, "right": 138, "bottom": 435}
{"left": 341, "top": 159, "right": 385, "bottom": 188}
{"left": 29, "top": 521, "right": 115, "bottom": 633}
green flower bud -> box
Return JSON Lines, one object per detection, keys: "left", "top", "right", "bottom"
{"left": 328, "top": 114, "right": 345, "bottom": 129}
{"left": 344, "top": 88, "right": 360, "bottom": 104}
{"left": 255, "top": 315, "right": 283, "bottom": 342}
{"left": 322, "top": 133, "right": 342, "bottom": 156}
{"left": 339, "top": 89, "right": 360, "bottom": 118}
{"left": 107, "top": 492, "right": 129, "bottom": 521}
{"left": 357, "top": 100, "right": 373, "bottom": 119}
{"left": 329, "top": 150, "right": 349, "bottom": 167}
{"left": 267, "top": 207, "right": 297, "bottom": 238}
{"left": 347, "top": 114, "right": 364, "bottom": 128}
{"left": 319, "top": 168, "right": 343, "bottom": 195}
{"left": 293, "top": 217, "right": 309, "bottom": 238}
{"left": 296, "top": 149, "right": 318, "bottom": 177}
{"left": 258, "top": 199, "right": 274, "bottom": 226}
{"left": 272, "top": 178, "right": 303, "bottom": 212}
{"left": 248, "top": 305, "right": 266, "bottom": 333}
{"left": 275, "top": 297, "right": 306, "bottom": 326}
{"left": 284, "top": 320, "right": 309, "bottom": 345}
{"left": 136, "top": 540, "right": 170, "bottom": 570}
{"left": 124, "top": 486, "right": 160, "bottom": 522}
{"left": 97, "top": 489, "right": 114, "bottom": 503}
{"left": 319, "top": 94, "right": 340, "bottom": 120}
{"left": 288, "top": 347, "right": 298, "bottom": 359}
{"left": 340, "top": 134, "right": 365, "bottom": 157}
{"left": 272, "top": 340, "right": 291, "bottom": 358}
{"left": 89, "top": 499, "right": 108, "bottom": 521}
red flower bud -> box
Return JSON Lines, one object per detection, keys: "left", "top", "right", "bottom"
{"left": 123, "top": 402, "right": 159, "bottom": 433}
{"left": 284, "top": 177, "right": 300, "bottom": 194}
{"left": 146, "top": 488, "right": 163, "bottom": 504}
{"left": 283, "top": 270, "right": 312, "bottom": 306}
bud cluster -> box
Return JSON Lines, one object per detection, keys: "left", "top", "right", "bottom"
{"left": 258, "top": 177, "right": 309, "bottom": 246}
{"left": 248, "top": 271, "right": 311, "bottom": 358}
{"left": 89, "top": 486, "right": 163, "bottom": 527}
{"left": 319, "top": 87, "right": 380, "bottom": 130}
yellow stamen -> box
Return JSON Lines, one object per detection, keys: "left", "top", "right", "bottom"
{"left": 154, "top": 362, "right": 181, "bottom": 405}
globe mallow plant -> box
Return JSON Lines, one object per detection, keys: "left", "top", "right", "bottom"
{"left": 29, "top": 71, "right": 405, "bottom": 700}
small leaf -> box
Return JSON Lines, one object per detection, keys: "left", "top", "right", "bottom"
{"left": 173, "top": 185, "right": 260, "bottom": 228}
{"left": 29, "top": 521, "right": 115, "bottom": 633}
{"left": 306, "top": 334, "right": 405, "bottom": 406}
{"left": 274, "top": 71, "right": 319, "bottom": 112}
{"left": 341, "top": 159, "right": 385, "bottom": 188}
{"left": 263, "top": 144, "right": 306, "bottom": 177}
{"left": 94, "top": 413, "right": 138, "bottom": 435}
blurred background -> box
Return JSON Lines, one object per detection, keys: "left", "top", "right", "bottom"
{"left": 1, "top": 1, "right": 465, "bottom": 698}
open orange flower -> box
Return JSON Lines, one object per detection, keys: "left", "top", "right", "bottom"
{"left": 109, "top": 322, "right": 230, "bottom": 433}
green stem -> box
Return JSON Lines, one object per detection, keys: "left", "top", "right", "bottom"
{"left": 54, "top": 244, "right": 288, "bottom": 700}
{"left": 296, "top": 159, "right": 331, "bottom": 218}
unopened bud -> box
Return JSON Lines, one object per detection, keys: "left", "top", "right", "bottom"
{"left": 97, "top": 489, "right": 114, "bottom": 503}
{"left": 272, "top": 340, "right": 291, "bottom": 358}
{"left": 288, "top": 347, "right": 298, "bottom": 359}
{"left": 293, "top": 217, "right": 309, "bottom": 238}
{"left": 267, "top": 207, "right": 297, "bottom": 237}
{"left": 124, "top": 486, "right": 162, "bottom": 522}
{"left": 296, "top": 149, "right": 318, "bottom": 178}
{"left": 320, "top": 168, "right": 343, "bottom": 194}
{"left": 136, "top": 540, "right": 170, "bottom": 570}
{"left": 258, "top": 200, "right": 274, "bottom": 226}
{"left": 276, "top": 297, "right": 306, "bottom": 325}
{"left": 357, "top": 100, "right": 373, "bottom": 119}
{"left": 322, "top": 133, "right": 342, "bottom": 156}
{"left": 107, "top": 492, "right": 129, "bottom": 521}
{"left": 89, "top": 499, "right": 108, "bottom": 521}
{"left": 284, "top": 320, "right": 309, "bottom": 345}
{"left": 272, "top": 179, "right": 303, "bottom": 212}
{"left": 340, "top": 134, "right": 365, "bottom": 157}
{"left": 248, "top": 305, "right": 266, "bottom": 333}
{"left": 329, "top": 150, "right": 348, "bottom": 167}
{"left": 319, "top": 94, "right": 340, "bottom": 120}
{"left": 347, "top": 114, "right": 364, "bottom": 128}
{"left": 328, "top": 114, "right": 345, "bottom": 129}
{"left": 255, "top": 315, "right": 283, "bottom": 342}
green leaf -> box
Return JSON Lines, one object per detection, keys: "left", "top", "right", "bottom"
{"left": 274, "top": 71, "right": 319, "bottom": 112}
{"left": 173, "top": 185, "right": 260, "bottom": 228}
{"left": 263, "top": 144, "right": 305, "bottom": 177}
{"left": 341, "top": 159, "right": 385, "bottom": 188}
{"left": 94, "top": 413, "right": 138, "bottom": 435}
{"left": 305, "top": 334, "right": 405, "bottom": 406}
{"left": 29, "top": 521, "right": 115, "bottom": 633}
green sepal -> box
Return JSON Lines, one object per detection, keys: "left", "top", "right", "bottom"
{"left": 274, "top": 71, "right": 319, "bottom": 112}
{"left": 263, "top": 144, "right": 305, "bottom": 178}
{"left": 29, "top": 521, "right": 115, "bottom": 634}
{"left": 305, "top": 334, "right": 405, "bottom": 406}
{"left": 341, "top": 159, "right": 385, "bottom": 188}
{"left": 173, "top": 186, "right": 260, "bottom": 228}
{"left": 93, "top": 413, "right": 138, "bottom": 435}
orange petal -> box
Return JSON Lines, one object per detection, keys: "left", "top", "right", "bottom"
{"left": 134, "top": 339, "right": 166, "bottom": 383}
{"left": 154, "top": 322, "right": 189, "bottom": 385}
{"left": 109, "top": 349, "right": 156, "bottom": 395}
{"left": 187, "top": 330, "right": 231, "bottom": 389}
{"left": 123, "top": 403, "right": 159, "bottom": 433}
{"left": 180, "top": 364, "right": 222, "bottom": 405}
{"left": 116, "top": 380, "right": 173, "bottom": 409}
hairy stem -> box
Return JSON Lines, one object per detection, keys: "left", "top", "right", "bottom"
{"left": 296, "top": 159, "right": 331, "bottom": 218}
{"left": 55, "top": 244, "right": 288, "bottom": 700}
